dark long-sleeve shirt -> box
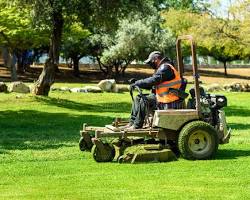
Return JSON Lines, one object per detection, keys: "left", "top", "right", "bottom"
{"left": 134, "top": 62, "right": 175, "bottom": 90}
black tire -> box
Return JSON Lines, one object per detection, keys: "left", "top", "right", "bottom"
{"left": 79, "top": 136, "right": 93, "bottom": 152}
{"left": 79, "top": 137, "right": 87, "bottom": 151}
{"left": 178, "top": 121, "right": 219, "bottom": 160}
{"left": 91, "top": 143, "right": 115, "bottom": 162}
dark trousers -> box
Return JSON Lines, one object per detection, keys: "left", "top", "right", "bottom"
{"left": 129, "top": 94, "right": 157, "bottom": 128}
{"left": 129, "top": 94, "right": 183, "bottom": 128}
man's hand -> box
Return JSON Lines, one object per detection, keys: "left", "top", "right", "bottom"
{"left": 128, "top": 78, "right": 137, "bottom": 84}
{"left": 129, "top": 83, "right": 136, "bottom": 91}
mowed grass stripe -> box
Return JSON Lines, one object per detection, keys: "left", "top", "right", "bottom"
{"left": 0, "top": 89, "right": 249, "bottom": 199}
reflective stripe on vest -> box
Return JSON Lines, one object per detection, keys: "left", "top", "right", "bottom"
{"left": 157, "top": 91, "right": 169, "bottom": 97}
{"left": 156, "top": 64, "right": 182, "bottom": 103}
{"left": 156, "top": 79, "right": 182, "bottom": 89}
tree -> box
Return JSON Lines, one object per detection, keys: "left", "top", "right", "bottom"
{"left": 61, "top": 22, "right": 91, "bottom": 76}
{"left": 85, "top": 1, "right": 179, "bottom": 78}
{"left": 191, "top": 16, "right": 242, "bottom": 75}
{"left": 162, "top": 8, "right": 243, "bottom": 76}
{"left": 24, "top": 0, "right": 64, "bottom": 95}
{"left": 0, "top": 1, "right": 48, "bottom": 79}
{"left": 94, "top": 16, "right": 174, "bottom": 78}
{"left": 23, "top": 0, "right": 159, "bottom": 95}
{"left": 18, "top": 0, "right": 87, "bottom": 95}
{"left": 155, "top": 0, "right": 210, "bottom": 12}
{"left": 231, "top": 0, "right": 250, "bottom": 59}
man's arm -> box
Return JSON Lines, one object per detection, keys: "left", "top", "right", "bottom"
{"left": 133, "top": 63, "right": 175, "bottom": 89}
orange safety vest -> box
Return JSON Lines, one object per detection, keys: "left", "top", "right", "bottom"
{"left": 156, "top": 64, "right": 182, "bottom": 103}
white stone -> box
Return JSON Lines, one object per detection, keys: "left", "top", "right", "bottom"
{"left": 70, "top": 88, "right": 82, "bottom": 93}
{"left": 83, "top": 86, "right": 102, "bottom": 93}
{"left": 97, "top": 79, "right": 116, "bottom": 92}
{"left": 8, "top": 81, "right": 30, "bottom": 93}
{"left": 60, "top": 87, "right": 70, "bottom": 91}
{"left": 206, "top": 83, "right": 223, "bottom": 92}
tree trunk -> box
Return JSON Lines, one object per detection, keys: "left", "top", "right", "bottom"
{"left": 72, "top": 57, "right": 80, "bottom": 76}
{"left": 32, "top": 59, "right": 55, "bottom": 95}
{"left": 7, "top": 52, "right": 17, "bottom": 81}
{"left": 223, "top": 61, "right": 227, "bottom": 76}
{"left": 2, "top": 47, "right": 9, "bottom": 67}
{"left": 66, "top": 58, "right": 73, "bottom": 68}
{"left": 0, "top": 32, "right": 17, "bottom": 80}
{"left": 33, "top": 7, "right": 63, "bottom": 95}
{"left": 16, "top": 50, "right": 25, "bottom": 73}
{"left": 106, "top": 66, "right": 113, "bottom": 78}
{"left": 115, "top": 64, "right": 119, "bottom": 76}
{"left": 6, "top": 50, "right": 17, "bottom": 81}
{"left": 22, "top": 50, "right": 32, "bottom": 71}
{"left": 96, "top": 56, "right": 108, "bottom": 74}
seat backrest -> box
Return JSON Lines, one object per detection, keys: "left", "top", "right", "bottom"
{"left": 180, "top": 78, "right": 187, "bottom": 91}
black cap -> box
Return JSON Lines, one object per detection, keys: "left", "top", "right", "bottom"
{"left": 144, "top": 51, "right": 162, "bottom": 64}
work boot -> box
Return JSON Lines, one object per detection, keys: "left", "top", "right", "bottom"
{"left": 119, "top": 123, "right": 133, "bottom": 130}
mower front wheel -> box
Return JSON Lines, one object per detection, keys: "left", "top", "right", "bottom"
{"left": 178, "top": 121, "right": 219, "bottom": 160}
{"left": 91, "top": 143, "right": 115, "bottom": 162}
{"left": 79, "top": 136, "right": 93, "bottom": 152}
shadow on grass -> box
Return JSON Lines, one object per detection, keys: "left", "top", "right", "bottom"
{"left": 0, "top": 150, "right": 9, "bottom": 154}
{"left": 228, "top": 123, "right": 250, "bottom": 130}
{"left": 216, "top": 148, "right": 250, "bottom": 160}
{"left": 0, "top": 110, "right": 114, "bottom": 151}
{"left": 225, "top": 106, "right": 250, "bottom": 117}
{"left": 225, "top": 106, "right": 250, "bottom": 131}
{"left": 34, "top": 96, "right": 131, "bottom": 113}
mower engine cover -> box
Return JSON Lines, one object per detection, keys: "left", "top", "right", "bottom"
{"left": 210, "top": 94, "right": 227, "bottom": 109}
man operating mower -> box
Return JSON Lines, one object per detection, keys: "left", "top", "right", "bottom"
{"left": 122, "top": 51, "right": 184, "bottom": 131}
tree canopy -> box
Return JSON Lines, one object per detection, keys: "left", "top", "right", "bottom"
{"left": 162, "top": 3, "right": 249, "bottom": 75}
{"left": 1, "top": 0, "right": 250, "bottom": 93}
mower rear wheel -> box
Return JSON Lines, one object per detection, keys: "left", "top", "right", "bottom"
{"left": 178, "top": 121, "right": 218, "bottom": 160}
{"left": 92, "top": 143, "right": 115, "bottom": 162}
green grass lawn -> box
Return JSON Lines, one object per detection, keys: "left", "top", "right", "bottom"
{"left": 0, "top": 85, "right": 249, "bottom": 200}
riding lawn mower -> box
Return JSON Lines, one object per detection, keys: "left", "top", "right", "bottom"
{"left": 78, "top": 35, "right": 231, "bottom": 163}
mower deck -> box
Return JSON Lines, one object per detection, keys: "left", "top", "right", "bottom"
{"left": 79, "top": 123, "right": 178, "bottom": 163}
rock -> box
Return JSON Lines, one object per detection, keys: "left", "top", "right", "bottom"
{"left": 82, "top": 86, "right": 102, "bottom": 93}
{"left": 97, "top": 79, "right": 116, "bottom": 92}
{"left": 0, "top": 82, "right": 7, "bottom": 92}
{"left": 70, "top": 88, "right": 83, "bottom": 93}
{"left": 223, "top": 84, "right": 231, "bottom": 91}
{"left": 50, "top": 87, "right": 60, "bottom": 91}
{"left": 69, "top": 86, "right": 102, "bottom": 93}
{"left": 116, "top": 85, "right": 130, "bottom": 92}
{"left": 15, "top": 94, "right": 23, "bottom": 99}
{"left": 234, "top": 83, "right": 243, "bottom": 91}
{"left": 223, "top": 82, "right": 250, "bottom": 92}
{"left": 242, "top": 83, "right": 250, "bottom": 92}
{"left": 206, "top": 83, "right": 223, "bottom": 92}
{"left": 51, "top": 87, "right": 70, "bottom": 92}
{"left": 8, "top": 81, "right": 30, "bottom": 93}
{"left": 60, "top": 87, "right": 70, "bottom": 92}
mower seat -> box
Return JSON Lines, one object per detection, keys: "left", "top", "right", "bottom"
{"left": 187, "top": 86, "right": 206, "bottom": 109}
{"left": 167, "top": 78, "right": 189, "bottom": 109}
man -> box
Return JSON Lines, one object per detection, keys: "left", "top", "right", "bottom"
{"left": 123, "top": 51, "right": 183, "bottom": 131}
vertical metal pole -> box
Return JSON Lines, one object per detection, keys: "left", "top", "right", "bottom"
{"left": 191, "top": 40, "right": 201, "bottom": 116}
{"left": 176, "top": 39, "right": 184, "bottom": 78}
{"left": 177, "top": 35, "right": 201, "bottom": 117}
